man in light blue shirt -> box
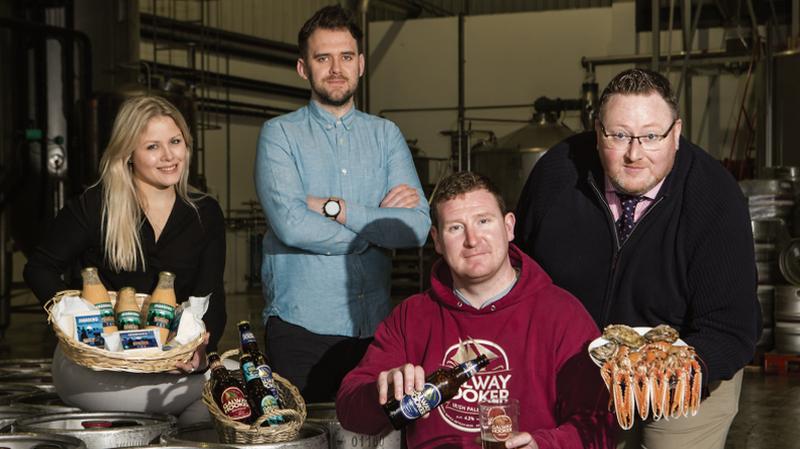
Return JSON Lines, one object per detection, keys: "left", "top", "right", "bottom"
{"left": 254, "top": 5, "right": 430, "bottom": 402}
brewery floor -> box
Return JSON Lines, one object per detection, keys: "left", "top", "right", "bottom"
{"left": 1, "top": 290, "right": 798, "bottom": 449}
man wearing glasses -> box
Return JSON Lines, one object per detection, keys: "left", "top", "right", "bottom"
{"left": 515, "top": 68, "right": 759, "bottom": 449}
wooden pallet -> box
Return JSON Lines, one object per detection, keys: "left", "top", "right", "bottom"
{"left": 763, "top": 352, "right": 800, "bottom": 374}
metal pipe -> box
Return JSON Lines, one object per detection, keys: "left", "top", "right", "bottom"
{"left": 793, "top": 0, "right": 799, "bottom": 47}
{"left": 682, "top": 0, "right": 693, "bottom": 139}
{"left": 380, "top": 103, "right": 535, "bottom": 114}
{"left": 140, "top": 13, "right": 297, "bottom": 67}
{"left": 139, "top": 61, "right": 310, "bottom": 99}
{"left": 582, "top": 49, "right": 751, "bottom": 69}
{"left": 358, "top": 0, "right": 370, "bottom": 113}
{"left": 651, "top": 0, "right": 660, "bottom": 71}
{"left": 457, "top": 13, "right": 466, "bottom": 172}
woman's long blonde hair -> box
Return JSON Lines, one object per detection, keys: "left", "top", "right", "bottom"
{"left": 98, "top": 95, "right": 195, "bottom": 272}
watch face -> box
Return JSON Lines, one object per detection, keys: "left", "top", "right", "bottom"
{"left": 324, "top": 200, "right": 340, "bottom": 216}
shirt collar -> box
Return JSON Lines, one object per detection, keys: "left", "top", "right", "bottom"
{"left": 604, "top": 176, "right": 664, "bottom": 200}
{"left": 308, "top": 99, "right": 356, "bottom": 130}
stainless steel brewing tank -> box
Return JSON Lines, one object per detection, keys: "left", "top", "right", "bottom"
{"left": 306, "top": 402, "right": 401, "bottom": 449}
{"left": 471, "top": 113, "right": 573, "bottom": 211}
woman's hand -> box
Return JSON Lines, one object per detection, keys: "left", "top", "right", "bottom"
{"left": 174, "top": 332, "right": 210, "bottom": 375}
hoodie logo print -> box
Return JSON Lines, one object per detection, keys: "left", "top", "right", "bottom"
{"left": 438, "top": 339, "right": 512, "bottom": 432}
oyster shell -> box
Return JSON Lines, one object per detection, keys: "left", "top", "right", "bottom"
{"left": 644, "top": 324, "right": 680, "bottom": 343}
{"left": 603, "top": 324, "right": 645, "bottom": 349}
{"left": 590, "top": 341, "right": 619, "bottom": 363}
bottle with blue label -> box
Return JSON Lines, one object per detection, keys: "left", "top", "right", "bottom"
{"left": 383, "top": 354, "right": 490, "bottom": 429}
{"left": 237, "top": 321, "right": 285, "bottom": 410}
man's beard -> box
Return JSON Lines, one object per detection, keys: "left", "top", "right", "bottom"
{"left": 309, "top": 73, "right": 358, "bottom": 107}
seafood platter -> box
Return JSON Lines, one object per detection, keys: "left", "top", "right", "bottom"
{"left": 588, "top": 324, "right": 703, "bottom": 429}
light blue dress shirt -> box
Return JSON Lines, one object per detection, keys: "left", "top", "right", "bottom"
{"left": 255, "top": 100, "right": 431, "bottom": 338}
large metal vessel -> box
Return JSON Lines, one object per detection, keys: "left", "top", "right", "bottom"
{"left": 306, "top": 402, "right": 401, "bottom": 449}
{"left": 471, "top": 112, "right": 573, "bottom": 211}
{"left": 12, "top": 411, "right": 176, "bottom": 449}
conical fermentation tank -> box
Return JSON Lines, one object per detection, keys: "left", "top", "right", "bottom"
{"left": 471, "top": 112, "right": 573, "bottom": 211}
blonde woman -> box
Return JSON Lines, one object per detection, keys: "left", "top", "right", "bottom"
{"left": 24, "top": 95, "right": 226, "bottom": 426}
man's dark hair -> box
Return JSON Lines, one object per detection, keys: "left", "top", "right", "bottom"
{"left": 298, "top": 5, "right": 362, "bottom": 58}
{"left": 598, "top": 68, "right": 679, "bottom": 120}
{"left": 430, "top": 171, "right": 506, "bottom": 229}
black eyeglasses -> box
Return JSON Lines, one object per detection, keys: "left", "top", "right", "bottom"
{"left": 599, "top": 119, "right": 677, "bottom": 151}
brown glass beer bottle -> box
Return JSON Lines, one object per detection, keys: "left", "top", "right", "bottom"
{"left": 237, "top": 320, "right": 284, "bottom": 414}
{"left": 114, "top": 287, "right": 141, "bottom": 330}
{"left": 208, "top": 352, "right": 253, "bottom": 424}
{"left": 383, "top": 354, "right": 490, "bottom": 429}
{"left": 145, "top": 271, "right": 177, "bottom": 344}
{"left": 240, "top": 353, "right": 283, "bottom": 425}
{"left": 81, "top": 267, "right": 118, "bottom": 333}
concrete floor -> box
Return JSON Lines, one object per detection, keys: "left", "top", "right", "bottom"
{"left": 2, "top": 290, "right": 799, "bottom": 448}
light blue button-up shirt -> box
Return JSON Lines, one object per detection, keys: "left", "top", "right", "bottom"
{"left": 254, "top": 100, "right": 431, "bottom": 338}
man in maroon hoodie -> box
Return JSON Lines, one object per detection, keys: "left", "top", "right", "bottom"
{"left": 337, "top": 171, "right": 615, "bottom": 449}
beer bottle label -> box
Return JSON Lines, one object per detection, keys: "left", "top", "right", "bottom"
{"left": 146, "top": 303, "right": 176, "bottom": 329}
{"left": 256, "top": 364, "right": 277, "bottom": 389}
{"left": 259, "top": 395, "right": 285, "bottom": 425}
{"left": 96, "top": 302, "right": 116, "bottom": 328}
{"left": 460, "top": 359, "right": 481, "bottom": 378}
{"left": 399, "top": 383, "right": 442, "bottom": 420}
{"left": 240, "top": 330, "right": 257, "bottom": 345}
{"left": 242, "top": 361, "right": 260, "bottom": 382}
{"left": 219, "top": 386, "right": 252, "bottom": 421}
{"left": 117, "top": 311, "right": 141, "bottom": 330}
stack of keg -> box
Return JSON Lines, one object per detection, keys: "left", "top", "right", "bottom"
{"left": 745, "top": 167, "right": 800, "bottom": 355}
{"left": 741, "top": 178, "right": 794, "bottom": 352}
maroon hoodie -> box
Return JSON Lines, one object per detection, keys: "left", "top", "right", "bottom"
{"left": 337, "top": 245, "right": 616, "bottom": 449}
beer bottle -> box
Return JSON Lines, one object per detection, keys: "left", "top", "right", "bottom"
{"left": 208, "top": 352, "right": 253, "bottom": 424}
{"left": 383, "top": 354, "right": 491, "bottom": 429}
{"left": 114, "top": 287, "right": 141, "bottom": 330}
{"left": 237, "top": 321, "right": 284, "bottom": 410}
{"left": 240, "top": 353, "right": 284, "bottom": 425}
{"left": 81, "top": 267, "right": 117, "bottom": 334}
{"left": 145, "top": 271, "right": 177, "bottom": 344}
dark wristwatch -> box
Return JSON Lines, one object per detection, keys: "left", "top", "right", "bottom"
{"left": 323, "top": 198, "right": 341, "bottom": 220}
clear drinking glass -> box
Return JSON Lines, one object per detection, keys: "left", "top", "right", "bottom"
{"left": 478, "top": 398, "right": 519, "bottom": 449}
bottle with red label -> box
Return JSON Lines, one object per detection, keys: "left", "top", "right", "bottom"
{"left": 383, "top": 354, "right": 490, "bottom": 429}
{"left": 208, "top": 352, "right": 253, "bottom": 424}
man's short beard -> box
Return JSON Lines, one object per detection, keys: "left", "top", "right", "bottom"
{"left": 309, "top": 73, "right": 358, "bottom": 107}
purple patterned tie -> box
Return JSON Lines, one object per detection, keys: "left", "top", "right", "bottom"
{"left": 616, "top": 193, "right": 644, "bottom": 243}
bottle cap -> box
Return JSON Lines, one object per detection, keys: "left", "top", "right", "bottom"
{"left": 237, "top": 320, "right": 251, "bottom": 327}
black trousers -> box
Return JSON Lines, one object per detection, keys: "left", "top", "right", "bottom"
{"left": 264, "top": 316, "right": 373, "bottom": 403}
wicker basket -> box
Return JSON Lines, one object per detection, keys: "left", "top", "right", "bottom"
{"left": 202, "top": 349, "right": 306, "bottom": 444}
{"left": 44, "top": 289, "right": 205, "bottom": 373}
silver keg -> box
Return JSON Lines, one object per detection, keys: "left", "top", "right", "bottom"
{"left": 0, "top": 432, "right": 86, "bottom": 449}
{"left": 756, "top": 285, "right": 775, "bottom": 351}
{"left": 0, "top": 359, "right": 52, "bottom": 373}
{"left": 162, "top": 422, "right": 328, "bottom": 449}
{"left": 774, "top": 285, "right": 800, "bottom": 353}
{"left": 12, "top": 412, "right": 176, "bottom": 449}
{"left": 774, "top": 321, "right": 800, "bottom": 353}
{"left": 12, "top": 392, "right": 81, "bottom": 413}
{"left": 0, "top": 370, "right": 55, "bottom": 393}
{"left": 306, "top": 403, "right": 401, "bottom": 449}
{"left": 0, "top": 384, "right": 43, "bottom": 406}
{"left": 0, "top": 404, "right": 45, "bottom": 428}
{"left": 775, "top": 286, "right": 800, "bottom": 321}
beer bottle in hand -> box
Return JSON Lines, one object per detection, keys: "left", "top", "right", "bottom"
{"left": 81, "top": 267, "right": 117, "bottom": 334}
{"left": 240, "top": 353, "right": 284, "bottom": 425}
{"left": 208, "top": 352, "right": 253, "bottom": 424}
{"left": 146, "top": 271, "right": 177, "bottom": 344}
{"left": 384, "top": 354, "right": 490, "bottom": 429}
{"left": 237, "top": 321, "right": 284, "bottom": 410}
{"left": 115, "top": 287, "right": 141, "bottom": 330}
